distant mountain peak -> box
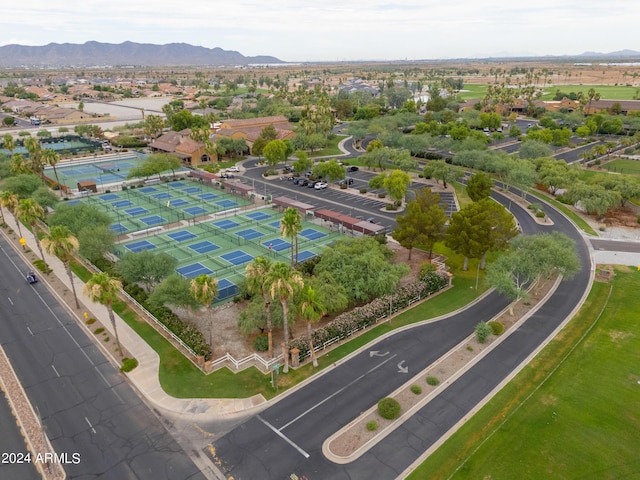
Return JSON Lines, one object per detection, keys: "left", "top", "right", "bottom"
{"left": 0, "top": 41, "right": 284, "bottom": 67}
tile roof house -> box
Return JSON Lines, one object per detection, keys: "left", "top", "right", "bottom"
{"left": 148, "top": 129, "right": 215, "bottom": 167}
{"left": 583, "top": 99, "right": 640, "bottom": 115}
{"left": 215, "top": 115, "right": 295, "bottom": 154}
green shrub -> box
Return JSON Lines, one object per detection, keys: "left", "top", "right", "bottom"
{"left": 86, "top": 318, "right": 96, "bottom": 325}
{"left": 426, "top": 375, "right": 439, "bottom": 386}
{"left": 340, "top": 184, "right": 348, "bottom": 189}
{"left": 418, "top": 262, "right": 437, "bottom": 281}
{"left": 637, "top": 216, "right": 640, "bottom": 224}
{"left": 535, "top": 210, "right": 546, "bottom": 218}
{"left": 94, "top": 327, "right": 105, "bottom": 335}
{"left": 385, "top": 203, "right": 398, "bottom": 210}
{"left": 410, "top": 384, "right": 422, "bottom": 395}
{"left": 253, "top": 334, "right": 269, "bottom": 352}
{"left": 366, "top": 421, "right": 378, "bottom": 431}
{"left": 377, "top": 193, "right": 386, "bottom": 198}
{"left": 359, "top": 188, "right": 367, "bottom": 194}
{"left": 488, "top": 320, "right": 505, "bottom": 336}
{"left": 378, "top": 397, "right": 401, "bottom": 419}
{"left": 475, "top": 321, "right": 493, "bottom": 343}
{"left": 466, "top": 345, "right": 473, "bottom": 352}
{"left": 120, "top": 357, "right": 138, "bottom": 373}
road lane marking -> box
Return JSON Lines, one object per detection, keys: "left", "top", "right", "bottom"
{"left": 279, "top": 354, "right": 398, "bottom": 431}
{"left": 85, "top": 416, "right": 96, "bottom": 434}
{"left": 51, "top": 364, "right": 60, "bottom": 377}
{"left": 258, "top": 415, "right": 310, "bottom": 459}
{"left": 8, "top": 297, "right": 13, "bottom": 305}
{"left": 26, "top": 326, "right": 33, "bottom": 336}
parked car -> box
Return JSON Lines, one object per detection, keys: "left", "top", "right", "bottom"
{"left": 366, "top": 217, "right": 376, "bottom": 224}
{"left": 307, "top": 181, "right": 318, "bottom": 188}
{"left": 338, "top": 178, "right": 354, "bottom": 186}
{"left": 293, "top": 178, "right": 301, "bottom": 185}
{"left": 347, "top": 166, "right": 359, "bottom": 172}
{"left": 300, "top": 179, "right": 310, "bottom": 187}
{"left": 220, "top": 173, "right": 234, "bottom": 179}
{"left": 226, "top": 165, "right": 240, "bottom": 172}
{"left": 26, "top": 271, "right": 38, "bottom": 284}
{"left": 283, "top": 165, "right": 294, "bottom": 173}
{"left": 314, "top": 181, "right": 328, "bottom": 190}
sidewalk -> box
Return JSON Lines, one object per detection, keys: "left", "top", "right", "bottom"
{"left": 2, "top": 214, "right": 266, "bottom": 422}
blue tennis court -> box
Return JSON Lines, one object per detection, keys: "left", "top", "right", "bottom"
{"left": 167, "top": 230, "right": 197, "bottom": 242}
{"left": 182, "top": 187, "right": 202, "bottom": 194}
{"left": 167, "top": 182, "right": 186, "bottom": 188}
{"left": 246, "top": 211, "right": 271, "bottom": 221}
{"left": 125, "top": 240, "right": 156, "bottom": 252}
{"left": 269, "top": 220, "right": 281, "bottom": 229}
{"left": 176, "top": 262, "right": 213, "bottom": 279}
{"left": 140, "top": 215, "right": 165, "bottom": 226}
{"left": 66, "top": 200, "right": 82, "bottom": 206}
{"left": 138, "top": 186, "right": 158, "bottom": 193}
{"left": 184, "top": 206, "right": 207, "bottom": 216}
{"left": 101, "top": 193, "right": 119, "bottom": 201}
{"left": 263, "top": 238, "right": 290, "bottom": 252}
{"left": 154, "top": 192, "right": 172, "bottom": 200}
{"left": 216, "top": 279, "right": 238, "bottom": 300}
{"left": 110, "top": 223, "right": 128, "bottom": 234}
{"left": 220, "top": 250, "right": 254, "bottom": 265}
{"left": 112, "top": 200, "right": 133, "bottom": 209}
{"left": 188, "top": 241, "right": 220, "bottom": 254}
{"left": 212, "top": 219, "right": 239, "bottom": 230}
{"left": 125, "top": 206, "right": 149, "bottom": 216}
{"left": 300, "top": 228, "right": 326, "bottom": 240}
{"left": 216, "top": 199, "right": 238, "bottom": 208}
{"left": 168, "top": 198, "right": 188, "bottom": 207}
{"left": 236, "top": 229, "right": 264, "bottom": 240}
{"left": 199, "top": 193, "right": 218, "bottom": 200}
{"left": 297, "top": 250, "right": 316, "bottom": 261}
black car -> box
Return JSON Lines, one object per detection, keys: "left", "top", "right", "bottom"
{"left": 338, "top": 178, "right": 354, "bottom": 186}
{"left": 300, "top": 179, "right": 309, "bottom": 187}
{"left": 366, "top": 217, "right": 376, "bottom": 224}
{"left": 347, "top": 166, "right": 359, "bottom": 172}
{"left": 293, "top": 178, "right": 301, "bottom": 185}
{"left": 307, "top": 181, "right": 317, "bottom": 188}
{"left": 26, "top": 271, "right": 38, "bottom": 284}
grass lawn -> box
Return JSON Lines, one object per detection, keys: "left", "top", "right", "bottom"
{"left": 408, "top": 269, "right": 640, "bottom": 480}
{"left": 602, "top": 158, "right": 640, "bottom": 176}
{"left": 310, "top": 135, "right": 347, "bottom": 157}
{"left": 457, "top": 84, "right": 488, "bottom": 100}
{"left": 539, "top": 84, "right": 640, "bottom": 101}
{"left": 528, "top": 190, "right": 598, "bottom": 236}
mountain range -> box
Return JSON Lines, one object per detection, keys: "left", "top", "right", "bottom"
{"left": 0, "top": 41, "right": 284, "bottom": 67}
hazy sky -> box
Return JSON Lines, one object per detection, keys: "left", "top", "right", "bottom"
{"left": 2, "top": 1, "right": 638, "bottom": 62}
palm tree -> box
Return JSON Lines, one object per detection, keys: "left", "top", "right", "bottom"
{"left": 267, "top": 262, "right": 303, "bottom": 373}
{"left": 297, "top": 284, "right": 325, "bottom": 368}
{"left": 23, "top": 136, "right": 44, "bottom": 181}
{"left": 0, "top": 191, "right": 21, "bottom": 237}
{"left": 17, "top": 198, "right": 46, "bottom": 266}
{"left": 245, "top": 256, "right": 275, "bottom": 357}
{"left": 280, "top": 207, "right": 302, "bottom": 266}
{"left": 10, "top": 153, "right": 30, "bottom": 175}
{"left": 42, "top": 149, "right": 64, "bottom": 197}
{"left": 190, "top": 274, "right": 218, "bottom": 353}
{"left": 2, "top": 134, "right": 15, "bottom": 155}
{"left": 83, "top": 272, "right": 123, "bottom": 358}
{"left": 41, "top": 225, "right": 80, "bottom": 309}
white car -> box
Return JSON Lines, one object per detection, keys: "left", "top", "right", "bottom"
{"left": 226, "top": 165, "right": 240, "bottom": 172}
{"left": 314, "top": 182, "right": 328, "bottom": 190}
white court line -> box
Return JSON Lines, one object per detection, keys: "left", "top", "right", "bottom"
{"left": 258, "top": 415, "right": 310, "bottom": 459}
{"left": 279, "top": 353, "right": 398, "bottom": 431}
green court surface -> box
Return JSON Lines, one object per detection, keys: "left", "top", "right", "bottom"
{"left": 113, "top": 207, "right": 342, "bottom": 302}
{"left": 70, "top": 180, "right": 253, "bottom": 235}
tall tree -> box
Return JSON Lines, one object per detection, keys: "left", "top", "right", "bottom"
{"left": 466, "top": 172, "right": 493, "bottom": 201}
{"left": 42, "top": 149, "right": 63, "bottom": 197}
{"left": 296, "top": 284, "right": 326, "bottom": 367}
{"left": 17, "top": 198, "right": 46, "bottom": 265}
{"left": 280, "top": 207, "right": 302, "bottom": 266}
{"left": 245, "top": 256, "right": 276, "bottom": 357}
{"left": 143, "top": 114, "right": 165, "bottom": 140}
{"left": 0, "top": 191, "right": 21, "bottom": 238}
{"left": 190, "top": 274, "right": 218, "bottom": 350}
{"left": 423, "top": 160, "right": 463, "bottom": 189}
{"left": 267, "top": 262, "right": 304, "bottom": 373}
{"left": 41, "top": 225, "right": 80, "bottom": 309}
{"left": 84, "top": 273, "right": 124, "bottom": 358}
{"left": 115, "top": 250, "right": 177, "bottom": 293}
{"left": 23, "top": 136, "right": 44, "bottom": 181}
{"left": 263, "top": 139, "right": 288, "bottom": 167}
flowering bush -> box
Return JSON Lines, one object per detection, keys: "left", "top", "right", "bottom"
{"left": 290, "top": 271, "right": 449, "bottom": 359}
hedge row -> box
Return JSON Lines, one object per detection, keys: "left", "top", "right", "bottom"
{"left": 289, "top": 271, "right": 449, "bottom": 359}
{"left": 124, "top": 284, "right": 212, "bottom": 360}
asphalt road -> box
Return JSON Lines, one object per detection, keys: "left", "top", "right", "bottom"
{"left": 0, "top": 236, "right": 205, "bottom": 479}
{"left": 211, "top": 189, "right": 592, "bottom": 480}
{"left": 0, "top": 392, "right": 40, "bottom": 480}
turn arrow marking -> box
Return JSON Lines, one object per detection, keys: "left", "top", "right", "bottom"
{"left": 369, "top": 350, "right": 390, "bottom": 357}
{"left": 397, "top": 360, "right": 408, "bottom": 374}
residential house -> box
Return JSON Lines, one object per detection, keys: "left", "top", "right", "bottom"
{"left": 215, "top": 115, "right": 295, "bottom": 154}
{"left": 148, "top": 129, "right": 215, "bottom": 167}
{"left": 583, "top": 99, "right": 640, "bottom": 115}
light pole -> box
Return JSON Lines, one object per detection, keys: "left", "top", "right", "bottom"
{"left": 475, "top": 260, "right": 480, "bottom": 291}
